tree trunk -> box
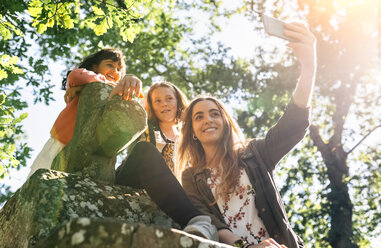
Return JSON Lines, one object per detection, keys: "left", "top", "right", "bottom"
{"left": 309, "top": 126, "right": 358, "bottom": 248}
{"left": 324, "top": 152, "right": 357, "bottom": 248}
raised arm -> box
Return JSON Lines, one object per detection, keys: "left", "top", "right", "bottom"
{"left": 67, "top": 68, "right": 115, "bottom": 87}
{"left": 64, "top": 68, "right": 115, "bottom": 103}
{"left": 284, "top": 23, "right": 316, "bottom": 108}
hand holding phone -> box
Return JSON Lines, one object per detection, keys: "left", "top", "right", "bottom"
{"left": 262, "top": 15, "right": 294, "bottom": 41}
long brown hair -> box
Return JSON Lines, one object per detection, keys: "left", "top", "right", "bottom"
{"left": 145, "top": 81, "right": 189, "bottom": 126}
{"left": 177, "top": 96, "right": 245, "bottom": 202}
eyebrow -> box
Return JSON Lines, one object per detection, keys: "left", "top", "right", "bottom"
{"left": 154, "top": 94, "right": 173, "bottom": 99}
{"left": 105, "top": 60, "right": 121, "bottom": 66}
{"left": 192, "top": 108, "right": 219, "bottom": 118}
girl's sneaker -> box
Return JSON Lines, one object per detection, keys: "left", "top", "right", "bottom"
{"left": 183, "top": 215, "right": 218, "bottom": 241}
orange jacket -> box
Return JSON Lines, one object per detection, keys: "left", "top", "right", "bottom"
{"left": 50, "top": 68, "right": 117, "bottom": 145}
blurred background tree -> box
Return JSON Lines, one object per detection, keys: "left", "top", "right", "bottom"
{"left": 231, "top": 1, "right": 381, "bottom": 247}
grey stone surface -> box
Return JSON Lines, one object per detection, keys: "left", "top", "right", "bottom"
{"left": 51, "top": 82, "right": 147, "bottom": 184}
{"left": 0, "top": 169, "right": 179, "bottom": 248}
{"left": 34, "top": 218, "right": 229, "bottom": 248}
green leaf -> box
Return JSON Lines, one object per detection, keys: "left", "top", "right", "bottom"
{"left": 47, "top": 18, "right": 55, "bottom": 28}
{"left": 4, "top": 128, "right": 13, "bottom": 137}
{"left": 12, "top": 67, "right": 23, "bottom": 74}
{"left": 13, "top": 112, "right": 28, "bottom": 124}
{"left": 0, "top": 94, "right": 5, "bottom": 105}
{"left": 36, "top": 23, "right": 47, "bottom": 34}
{"left": 0, "top": 69, "right": 8, "bottom": 80}
{"left": 92, "top": 6, "right": 105, "bottom": 16}
{"left": 0, "top": 166, "right": 5, "bottom": 178}
{"left": 28, "top": 6, "right": 43, "bottom": 17}
{"left": 19, "top": 112, "right": 28, "bottom": 120}
{"left": 10, "top": 158, "right": 20, "bottom": 167}
{"left": 120, "top": 27, "right": 137, "bottom": 43}
{"left": 0, "top": 117, "right": 12, "bottom": 124}
{"left": 63, "top": 15, "right": 74, "bottom": 29}
{"left": 93, "top": 18, "right": 108, "bottom": 36}
{"left": 0, "top": 25, "right": 12, "bottom": 40}
{"left": 106, "top": 17, "right": 113, "bottom": 29}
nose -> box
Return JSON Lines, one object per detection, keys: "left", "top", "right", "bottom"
{"left": 204, "top": 114, "right": 213, "bottom": 123}
{"left": 111, "top": 68, "right": 120, "bottom": 80}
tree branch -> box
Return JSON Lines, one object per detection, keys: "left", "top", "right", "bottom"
{"left": 346, "top": 124, "right": 381, "bottom": 155}
{"left": 309, "top": 124, "right": 329, "bottom": 157}
{"left": 177, "top": 68, "right": 197, "bottom": 85}
{"left": 329, "top": 84, "right": 355, "bottom": 147}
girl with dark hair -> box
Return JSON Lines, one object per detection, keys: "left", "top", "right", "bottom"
{"left": 28, "top": 48, "right": 142, "bottom": 178}
{"left": 177, "top": 23, "right": 316, "bottom": 248}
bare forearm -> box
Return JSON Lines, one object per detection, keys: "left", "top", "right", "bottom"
{"left": 292, "top": 63, "right": 316, "bottom": 108}
{"left": 284, "top": 22, "right": 316, "bottom": 109}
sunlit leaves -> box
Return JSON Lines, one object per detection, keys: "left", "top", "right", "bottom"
{"left": 91, "top": 5, "right": 105, "bottom": 16}
{"left": 29, "top": 0, "right": 80, "bottom": 33}
{"left": 0, "top": 14, "right": 24, "bottom": 40}
{"left": 27, "top": 0, "right": 144, "bottom": 42}
{"left": 0, "top": 55, "right": 23, "bottom": 81}
{"left": 0, "top": 0, "right": 188, "bottom": 204}
{"left": 0, "top": 92, "right": 27, "bottom": 179}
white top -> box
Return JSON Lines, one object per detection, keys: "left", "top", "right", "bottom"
{"left": 207, "top": 168, "right": 270, "bottom": 245}
{"left": 153, "top": 130, "right": 168, "bottom": 153}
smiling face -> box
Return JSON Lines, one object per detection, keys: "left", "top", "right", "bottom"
{"left": 191, "top": 100, "right": 224, "bottom": 146}
{"left": 151, "top": 86, "right": 178, "bottom": 124}
{"left": 92, "top": 59, "right": 122, "bottom": 83}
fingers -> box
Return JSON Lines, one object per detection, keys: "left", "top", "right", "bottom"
{"left": 123, "top": 79, "right": 136, "bottom": 101}
{"left": 64, "top": 86, "right": 83, "bottom": 103}
{"left": 109, "top": 75, "right": 143, "bottom": 101}
{"left": 283, "top": 22, "right": 316, "bottom": 68}
{"left": 108, "top": 87, "right": 119, "bottom": 99}
{"left": 284, "top": 23, "right": 315, "bottom": 44}
{"left": 123, "top": 75, "right": 142, "bottom": 101}
{"left": 256, "top": 238, "right": 283, "bottom": 248}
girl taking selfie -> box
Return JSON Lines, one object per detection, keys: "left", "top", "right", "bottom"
{"left": 177, "top": 23, "right": 316, "bottom": 248}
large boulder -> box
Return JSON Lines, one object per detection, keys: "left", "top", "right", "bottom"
{"left": 51, "top": 82, "right": 147, "bottom": 184}
{"left": 34, "top": 219, "right": 228, "bottom": 248}
{"left": 0, "top": 169, "right": 178, "bottom": 248}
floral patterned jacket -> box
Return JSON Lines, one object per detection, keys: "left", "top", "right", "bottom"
{"left": 182, "top": 101, "right": 309, "bottom": 248}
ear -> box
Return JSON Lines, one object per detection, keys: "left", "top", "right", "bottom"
{"left": 92, "top": 64, "right": 98, "bottom": 73}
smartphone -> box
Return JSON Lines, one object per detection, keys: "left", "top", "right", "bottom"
{"left": 262, "top": 15, "right": 291, "bottom": 41}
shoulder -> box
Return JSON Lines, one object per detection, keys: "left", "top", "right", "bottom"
{"left": 67, "top": 68, "right": 107, "bottom": 87}
{"left": 240, "top": 138, "right": 258, "bottom": 160}
{"left": 68, "top": 68, "right": 94, "bottom": 77}
{"left": 182, "top": 166, "right": 199, "bottom": 184}
{"left": 182, "top": 166, "right": 194, "bottom": 178}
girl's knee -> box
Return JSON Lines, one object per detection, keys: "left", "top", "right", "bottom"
{"left": 132, "top": 141, "right": 157, "bottom": 154}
